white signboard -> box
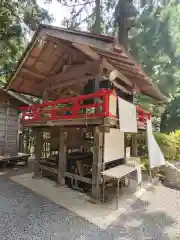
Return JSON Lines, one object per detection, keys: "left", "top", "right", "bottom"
{"left": 147, "top": 120, "right": 165, "bottom": 168}
{"left": 104, "top": 128, "right": 124, "bottom": 163}
{"left": 118, "top": 98, "right": 137, "bottom": 133}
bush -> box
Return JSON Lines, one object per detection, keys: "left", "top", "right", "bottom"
{"left": 140, "top": 132, "right": 176, "bottom": 170}
{"left": 154, "top": 132, "right": 176, "bottom": 160}
{"left": 169, "top": 130, "right": 180, "bottom": 160}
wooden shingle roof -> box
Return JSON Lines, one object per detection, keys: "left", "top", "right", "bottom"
{"left": 6, "top": 24, "right": 167, "bottom": 103}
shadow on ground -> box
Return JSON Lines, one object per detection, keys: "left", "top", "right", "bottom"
{"left": 162, "top": 180, "right": 180, "bottom": 191}
{"left": 108, "top": 197, "right": 175, "bottom": 240}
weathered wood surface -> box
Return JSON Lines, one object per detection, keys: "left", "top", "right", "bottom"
{"left": 0, "top": 104, "right": 19, "bottom": 156}
{"left": 21, "top": 117, "right": 146, "bottom": 130}
{"left": 40, "top": 164, "right": 58, "bottom": 174}
{"left": 92, "top": 127, "right": 104, "bottom": 201}
{"left": 57, "top": 130, "right": 67, "bottom": 185}
{"left": 64, "top": 172, "right": 92, "bottom": 184}
{"left": 0, "top": 153, "right": 29, "bottom": 162}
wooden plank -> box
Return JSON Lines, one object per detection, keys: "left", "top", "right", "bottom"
{"left": 6, "top": 107, "right": 19, "bottom": 155}
{"left": 131, "top": 135, "right": 138, "bottom": 157}
{"left": 109, "top": 60, "right": 141, "bottom": 74}
{"left": 101, "top": 164, "right": 136, "bottom": 179}
{"left": 21, "top": 68, "right": 48, "bottom": 81}
{"left": 64, "top": 172, "right": 92, "bottom": 184}
{"left": 47, "top": 36, "right": 87, "bottom": 58}
{"left": 4, "top": 106, "right": 9, "bottom": 155}
{"left": 40, "top": 164, "right": 58, "bottom": 174}
{"left": 44, "top": 29, "right": 113, "bottom": 51}
{"left": 0, "top": 105, "right": 6, "bottom": 154}
{"left": 48, "top": 74, "right": 97, "bottom": 92}
{"left": 93, "top": 48, "right": 134, "bottom": 65}
{"left": 91, "top": 126, "right": 104, "bottom": 201}
{"left": 21, "top": 117, "right": 146, "bottom": 129}
{"left": 0, "top": 154, "right": 29, "bottom": 163}
{"left": 101, "top": 58, "right": 134, "bottom": 90}
{"left": 57, "top": 130, "right": 67, "bottom": 185}
{"left": 76, "top": 160, "right": 84, "bottom": 176}
{"left": 72, "top": 43, "right": 100, "bottom": 61}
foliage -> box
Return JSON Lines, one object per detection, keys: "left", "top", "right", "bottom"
{"left": 0, "top": 0, "right": 53, "bottom": 84}
{"left": 160, "top": 95, "right": 180, "bottom": 132}
{"left": 154, "top": 132, "right": 176, "bottom": 160}
{"left": 141, "top": 131, "right": 176, "bottom": 159}
{"left": 140, "top": 131, "right": 176, "bottom": 169}
{"left": 170, "top": 130, "right": 180, "bottom": 160}
{"left": 129, "top": 4, "right": 178, "bottom": 95}
{"left": 58, "top": 0, "right": 180, "bottom": 95}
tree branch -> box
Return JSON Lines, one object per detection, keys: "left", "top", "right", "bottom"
{"left": 70, "top": 13, "right": 94, "bottom": 29}
{"left": 64, "top": 0, "right": 94, "bottom": 7}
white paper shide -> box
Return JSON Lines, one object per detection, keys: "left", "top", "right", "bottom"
{"left": 146, "top": 119, "right": 165, "bottom": 168}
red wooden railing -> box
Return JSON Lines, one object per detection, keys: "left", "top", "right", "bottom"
{"left": 20, "top": 89, "right": 151, "bottom": 126}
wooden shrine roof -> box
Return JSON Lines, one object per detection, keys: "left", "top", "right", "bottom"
{"left": 6, "top": 24, "right": 167, "bottom": 102}
{"left": 0, "top": 84, "right": 32, "bottom": 106}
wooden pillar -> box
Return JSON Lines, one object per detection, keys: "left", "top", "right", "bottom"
{"left": 92, "top": 126, "right": 104, "bottom": 201}
{"left": 94, "top": 64, "right": 102, "bottom": 113}
{"left": 131, "top": 134, "right": 138, "bottom": 157}
{"left": 57, "top": 129, "right": 67, "bottom": 185}
{"left": 33, "top": 128, "right": 43, "bottom": 178}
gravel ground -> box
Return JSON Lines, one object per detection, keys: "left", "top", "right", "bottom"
{"left": 0, "top": 172, "right": 180, "bottom": 240}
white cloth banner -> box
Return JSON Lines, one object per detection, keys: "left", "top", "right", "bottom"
{"left": 118, "top": 98, "right": 137, "bottom": 133}
{"left": 147, "top": 120, "right": 165, "bottom": 168}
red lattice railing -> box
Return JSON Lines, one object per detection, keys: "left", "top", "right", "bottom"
{"left": 20, "top": 89, "right": 151, "bottom": 126}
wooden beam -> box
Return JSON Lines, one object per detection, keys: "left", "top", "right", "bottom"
{"left": 21, "top": 68, "right": 47, "bottom": 81}
{"left": 72, "top": 42, "right": 100, "bottom": 61}
{"left": 102, "top": 59, "right": 130, "bottom": 86}
{"left": 109, "top": 69, "right": 132, "bottom": 88}
{"left": 108, "top": 60, "right": 138, "bottom": 72}
{"left": 42, "top": 61, "right": 100, "bottom": 88}
{"left": 94, "top": 49, "right": 135, "bottom": 66}
{"left": 40, "top": 164, "right": 58, "bottom": 175}
{"left": 65, "top": 172, "right": 92, "bottom": 184}
{"left": 110, "top": 62, "right": 146, "bottom": 78}
{"left": 119, "top": 69, "right": 146, "bottom": 81}
{"left": 47, "top": 36, "right": 87, "bottom": 62}
{"left": 44, "top": 29, "right": 113, "bottom": 51}
{"left": 112, "top": 80, "right": 132, "bottom": 94}
{"left": 48, "top": 74, "right": 97, "bottom": 91}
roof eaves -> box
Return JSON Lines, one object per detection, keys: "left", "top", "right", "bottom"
{"left": 5, "top": 25, "right": 43, "bottom": 90}
{"left": 40, "top": 24, "right": 114, "bottom": 43}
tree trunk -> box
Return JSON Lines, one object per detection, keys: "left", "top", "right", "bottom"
{"left": 93, "top": 0, "right": 101, "bottom": 34}
{"left": 117, "top": 0, "right": 128, "bottom": 49}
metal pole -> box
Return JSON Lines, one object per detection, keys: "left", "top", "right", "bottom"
{"left": 116, "top": 178, "right": 120, "bottom": 209}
